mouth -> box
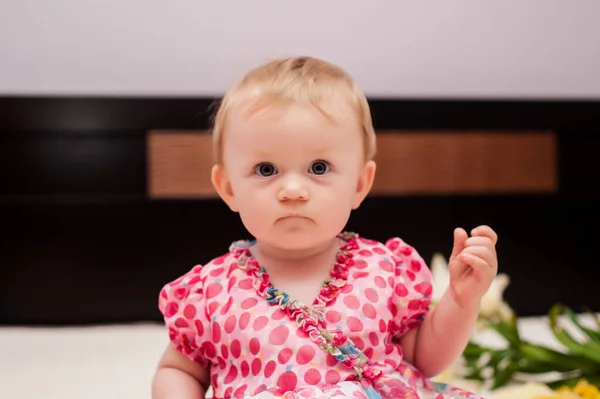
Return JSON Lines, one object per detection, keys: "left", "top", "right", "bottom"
{"left": 279, "top": 213, "right": 308, "bottom": 220}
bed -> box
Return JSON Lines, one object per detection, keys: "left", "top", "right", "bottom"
{"left": 0, "top": 315, "right": 562, "bottom": 399}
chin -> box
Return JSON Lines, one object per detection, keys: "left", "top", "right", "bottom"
{"left": 268, "top": 229, "right": 339, "bottom": 251}
{"left": 269, "top": 232, "right": 316, "bottom": 249}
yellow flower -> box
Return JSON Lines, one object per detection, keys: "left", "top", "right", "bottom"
{"left": 556, "top": 379, "right": 600, "bottom": 399}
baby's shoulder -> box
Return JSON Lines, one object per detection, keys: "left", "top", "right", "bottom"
{"left": 353, "top": 233, "right": 422, "bottom": 259}
{"left": 160, "top": 249, "right": 239, "bottom": 293}
{"left": 158, "top": 249, "right": 241, "bottom": 316}
{"left": 350, "top": 233, "right": 431, "bottom": 279}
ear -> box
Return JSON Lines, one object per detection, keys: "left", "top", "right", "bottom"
{"left": 211, "top": 164, "right": 238, "bottom": 212}
{"left": 352, "top": 160, "right": 376, "bottom": 209}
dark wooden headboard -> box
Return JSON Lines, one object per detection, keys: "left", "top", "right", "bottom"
{"left": 1, "top": 97, "right": 599, "bottom": 325}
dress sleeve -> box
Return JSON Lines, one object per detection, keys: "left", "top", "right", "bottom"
{"left": 158, "top": 264, "right": 211, "bottom": 366}
{"left": 385, "top": 237, "right": 433, "bottom": 337}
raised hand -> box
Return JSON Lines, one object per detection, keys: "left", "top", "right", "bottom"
{"left": 447, "top": 225, "right": 499, "bottom": 310}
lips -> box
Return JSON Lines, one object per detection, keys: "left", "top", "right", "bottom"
{"left": 282, "top": 213, "right": 303, "bottom": 218}
{"left": 278, "top": 213, "right": 309, "bottom": 221}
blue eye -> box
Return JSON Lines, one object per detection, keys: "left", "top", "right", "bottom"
{"left": 309, "top": 160, "right": 330, "bottom": 175}
{"left": 255, "top": 163, "right": 278, "bottom": 177}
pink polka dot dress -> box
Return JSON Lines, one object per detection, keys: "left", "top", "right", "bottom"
{"left": 158, "top": 232, "right": 484, "bottom": 399}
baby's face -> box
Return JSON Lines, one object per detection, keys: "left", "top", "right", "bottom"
{"left": 214, "top": 99, "right": 374, "bottom": 251}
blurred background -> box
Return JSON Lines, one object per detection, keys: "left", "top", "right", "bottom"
{"left": 0, "top": 1, "right": 599, "bottom": 398}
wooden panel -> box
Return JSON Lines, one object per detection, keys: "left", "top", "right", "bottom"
{"left": 147, "top": 131, "right": 557, "bottom": 198}
{"left": 148, "top": 131, "right": 215, "bottom": 198}
{"left": 373, "top": 132, "right": 557, "bottom": 195}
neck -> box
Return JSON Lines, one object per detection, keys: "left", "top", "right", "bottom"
{"left": 251, "top": 237, "right": 340, "bottom": 270}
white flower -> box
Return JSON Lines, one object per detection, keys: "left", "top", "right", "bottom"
{"left": 430, "top": 252, "right": 450, "bottom": 304}
{"left": 430, "top": 252, "right": 512, "bottom": 320}
{"left": 479, "top": 273, "right": 513, "bottom": 320}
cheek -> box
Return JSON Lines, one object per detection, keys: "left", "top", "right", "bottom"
{"left": 317, "top": 178, "right": 358, "bottom": 214}
{"left": 325, "top": 174, "right": 360, "bottom": 199}
{"left": 232, "top": 179, "right": 270, "bottom": 210}
{"left": 235, "top": 186, "right": 271, "bottom": 232}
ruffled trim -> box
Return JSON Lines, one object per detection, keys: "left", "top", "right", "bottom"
{"left": 230, "top": 232, "right": 382, "bottom": 386}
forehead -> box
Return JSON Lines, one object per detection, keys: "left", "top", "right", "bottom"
{"left": 222, "top": 99, "right": 362, "bottom": 158}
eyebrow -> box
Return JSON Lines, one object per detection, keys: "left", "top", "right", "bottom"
{"left": 250, "top": 146, "right": 335, "bottom": 159}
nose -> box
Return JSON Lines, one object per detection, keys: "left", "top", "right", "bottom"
{"left": 277, "top": 175, "right": 309, "bottom": 201}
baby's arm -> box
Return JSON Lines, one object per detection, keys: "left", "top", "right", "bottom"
{"left": 400, "top": 226, "right": 497, "bottom": 377}
{"left": 152, "top": 344, "right": 210, "bottom": 399}
{"left": 399, "top": 289, "right": 479, "bottom": 377}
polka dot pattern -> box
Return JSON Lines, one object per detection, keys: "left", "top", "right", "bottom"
{"left": 304, "top": 368, "right": 321, "bottom": 385}
{"left": 269, "top": 325, "right": 290, "bottom": 346}
{"left": 343, "top": 295, "right": 360, "bottom": 310}
{"left": 253, "top": 315, "right": 269, "bottom": 331}
{"left": 278, "top": 347, "right": 293, "bottom": 364}
{"left": 363, "top": 303, "right": 377, "bottom": 319}
{"left": 158, "top": 233, "right": 437, "bottom": 399}
{"left": 325, "top": 370, "right": 341, "bottom": 384}
{"left": 326, "top": 310, "right": 341, "bottom": 323}
{"left": 296, "top": 345, "right": 316, "bottom": 365}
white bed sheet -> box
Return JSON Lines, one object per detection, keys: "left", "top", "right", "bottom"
{"left": 0, "top": 317, "right": 568, "bottom": 399}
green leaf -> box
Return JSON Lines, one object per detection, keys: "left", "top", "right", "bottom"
{"left": 462, "top": 370, "right": 486, "bottom": 382}
{"left": 487, "top": 319, "right": 521, "bottom": 348}
{"left": 519, "top": 342, "right": 599, "bottom": 373}
{"left": 546, "top": 374, "right": 600, "bottom": 390}
{"left": 515, "top": 357, "right": 559, "bottom": 373}
{"left": 489, "top": 349, "right": 512, "bottom": 366}
{"left": 463, "top": 342, "right": 488, "bottom": 357}
{"left": 461, "top": 304, "right": 600, "bottom": 390}
{"left": 549, "top": 304, "right": 600, "bottom": 364}
{"left": 563, "top": 306, "right": 600, "bottom": 343}
{"left": 490, "top": 361, "right": 519, "bottom": 390}
{"left": 546, "top": 375, "right": 583, "bottom": 390}
{"left": 506, "top": 312, "right": 521, "bottom": 340}
{"left": 583, "top": 306, "right": 600, "bottom": 329}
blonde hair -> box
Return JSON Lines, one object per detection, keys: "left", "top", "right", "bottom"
{"left": 210, "top": 56, "right": 376, "bottom": 164}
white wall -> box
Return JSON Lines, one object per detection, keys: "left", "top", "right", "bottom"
{"left": 1, "top": 0, "right": 599, "bottom": 99}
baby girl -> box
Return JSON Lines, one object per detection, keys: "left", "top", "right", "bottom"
{"left": 152, "top": 56, "right": 498, "bottom": 399}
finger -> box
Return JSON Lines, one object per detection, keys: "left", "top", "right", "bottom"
{"left": 448, "top": 258, "right": 471, "bottom": 279}
{"left": 457, "top": 253, "right": 494, "bottom": 281}
{"left": 464, "top": 236, "right": 496, "bottom": 248}
{"left": 450, "top": 227, "right": 469, "bottom": 259}
{"left": 460, "top": 246, "right": 497, "bottom": 269}
{"left": 471, "top": 225, "right": 498, "bottom": 244}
